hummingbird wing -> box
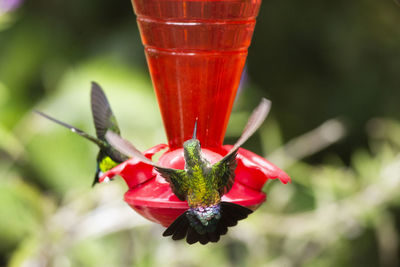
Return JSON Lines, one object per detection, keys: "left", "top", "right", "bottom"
{"left": 35, "top": 108, "right": 125, "bottom": 187}
{"left": 227, "top": 98, "right": 271, "bottom": 155}
{"left": 211, "top": 98, "right": 271, "bottom": 195}
{"left": 209, "top": 149, "right": 238, "bottom": 195}
{"left": 35, "top": 110, "right": 105, "bottom": 147}
{"left": 91, "top": 82, "right": 121, "bottom": 140}
{"left": 153, "top": 167, "right": 188, "bottom": 201}
{"left": 105, "top": 131, "right": 188, "bottom": 200}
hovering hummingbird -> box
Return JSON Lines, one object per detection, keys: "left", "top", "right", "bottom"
{"left": 105, "top": 98, "right": 271, "bottom": 244}
{"left": 35, "top": 82, "right": 128, "bottom": 186}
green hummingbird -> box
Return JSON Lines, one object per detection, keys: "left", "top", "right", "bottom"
{"left": 105, "top": 98, "right": 271, "bottom": 244}
{"left": 35, "top": 82, "right": 128, "bottom": 186}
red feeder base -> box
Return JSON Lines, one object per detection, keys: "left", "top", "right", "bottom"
{"left": 100, "top": 145, "right": 290, "bottom": 227}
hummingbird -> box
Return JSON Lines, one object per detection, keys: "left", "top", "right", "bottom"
{"left": 35, "top": 82, "right": 128, "bottom": 186}
{"left": 105, "top": 98, "right": 271, "bottom": 244}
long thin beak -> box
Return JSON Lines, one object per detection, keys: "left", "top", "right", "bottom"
{"left": 192, "top": 119, "right": 198, "bottom": 139}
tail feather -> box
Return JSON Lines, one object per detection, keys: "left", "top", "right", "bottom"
{"left": 172, "top": 222, "right": 190, "bottom": 241}
{"left": 172, "top": 218, "right": 190, "bottom": 240}
{"left": 186, "top": 227, "right": 200, "bottom": 245}
{"left": 207, "top": 231, "right": 220, "bottom": 243}
{"left": 198, "top": 232, "right": 209, "bottom": 245}
{"left": 216, "top": 222, "right": 228, "bottom": 236}
{"left": 163, "top": 212, "right": 187, "bottom": 237}
{"left": 162, "top": 202, "right": 253, "bottom": 245}
{"left": 219, "top": 213, "right": 238, "bottom": 227}
{"left": 221, "top": 202, "right": 252, "bottom": 220}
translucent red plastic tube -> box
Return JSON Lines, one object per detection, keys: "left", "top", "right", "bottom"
{"left": 134, "top": 0, "right": 262, "bottom": 148}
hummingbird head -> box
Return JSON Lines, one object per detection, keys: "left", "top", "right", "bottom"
{"left": 183, "top": 120, "right": 201, "bottom": 164}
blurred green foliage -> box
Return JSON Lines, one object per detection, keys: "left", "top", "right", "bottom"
{"left": 1, "top": 0, "right": 400, "bottom": 266}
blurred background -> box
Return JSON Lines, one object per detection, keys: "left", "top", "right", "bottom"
{"left": 1, "top": 0, "right": 400, "bottom": 266}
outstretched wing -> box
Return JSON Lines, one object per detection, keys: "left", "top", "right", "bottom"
{"left": 91, "top": 82, "right": 121, "bottom": 140}
{"left": 35, "top": 110, "right": 105, "bottom": 147}
{"left": 229, "top": 98, "right": 271, "bottom": 154}
{"left": 105, "top": 131, "right": 188, "bottom": 200}
{"left": 154, "top": 167, "right": 188, "bottom": 201}
{"left": 210, "top": 149, "right": 238, "bottom": 196}
{"left": 211, "top": 98, "right": 271, "bottom": 195}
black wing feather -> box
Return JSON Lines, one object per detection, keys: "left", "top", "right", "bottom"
{"left": 226, "top": 98, "right": 271, "bottom": 155}
{"left": 91, "top": 82, "right": 120, "bottom": 140}
{"left": 210, "top": 98, "right": 271, "bottom": 196}
{"left": 35, "top": 110, "right": 104, "bottom": 147}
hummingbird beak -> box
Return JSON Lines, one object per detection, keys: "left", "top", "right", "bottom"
{"left": 192, "top": 119, "right": 198, "bottom": 139}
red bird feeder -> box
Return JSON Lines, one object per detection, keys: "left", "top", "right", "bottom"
{"left": 99, "top": 0, "right": 290, "bottom": 227}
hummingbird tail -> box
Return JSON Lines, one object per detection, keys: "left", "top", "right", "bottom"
{"left": 162, "top": 202, "right": 252, "bottom": 245}
{"left": 162, "top": 212, "right": 191, "bottom": 241}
